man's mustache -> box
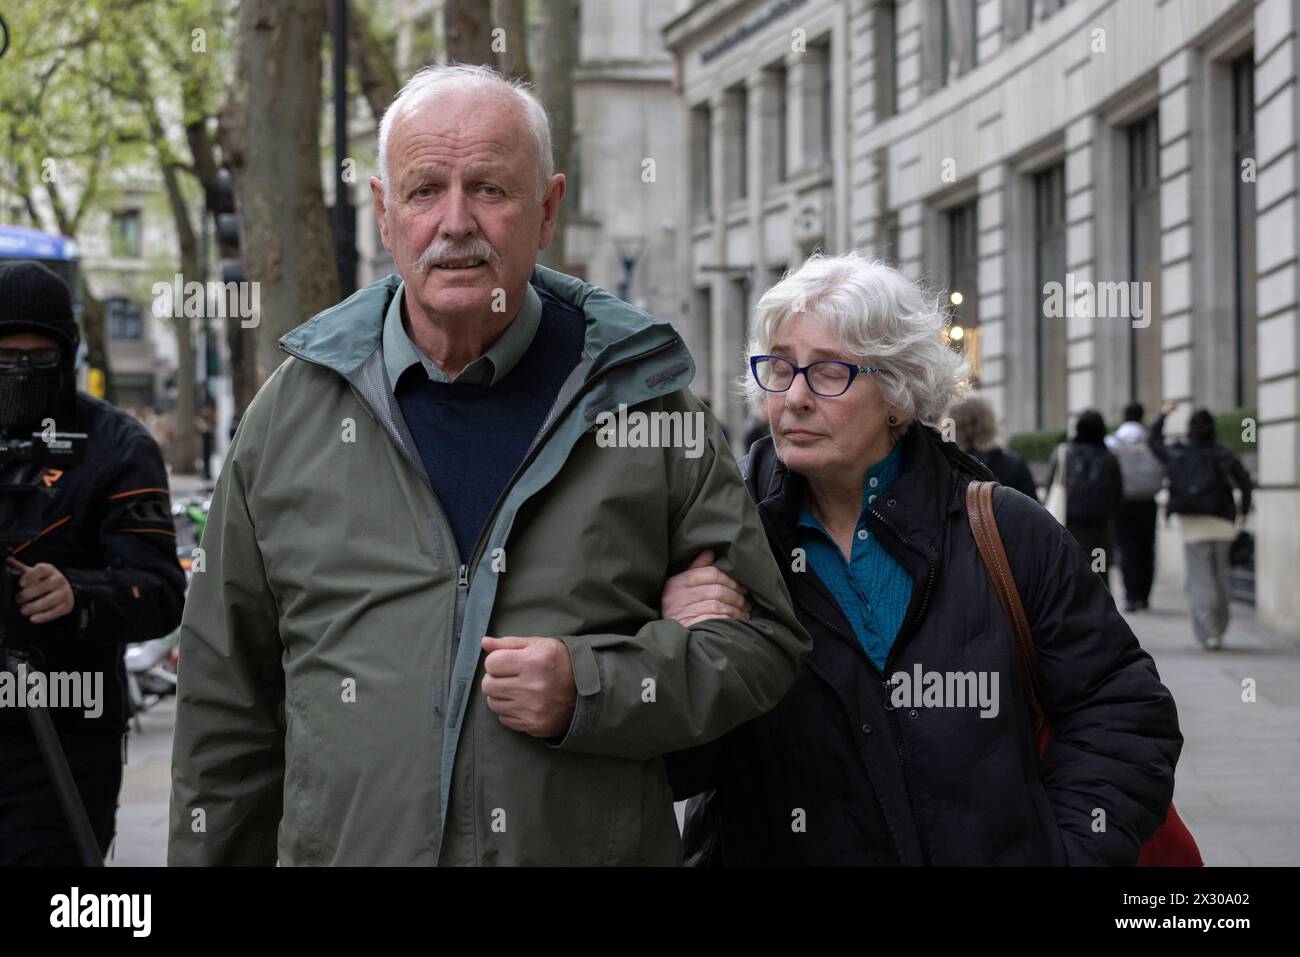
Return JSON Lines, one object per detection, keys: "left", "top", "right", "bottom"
{"left": 414, "top": 238, "right": 502, "bottom": 275}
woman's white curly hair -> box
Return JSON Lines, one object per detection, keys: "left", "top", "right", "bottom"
{"left": 739, "top": 251, "right": 969, "bottom": 438}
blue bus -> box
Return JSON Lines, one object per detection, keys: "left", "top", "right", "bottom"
{"left": 0, "top": 224, "right": 80, "bottom": 291}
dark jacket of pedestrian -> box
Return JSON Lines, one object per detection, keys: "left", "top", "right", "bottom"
{"left": 969, "top": 446, "right": 1037, "bottom": 500}
{"left": 1149, "top": 411, "right": 1252, "bottom": 523}
{"left": 1, "top": 392, "right": 187, "bottom": 736}
{"left": 1045, "top": 412, "right": 1124, "bottom": 526}
{"left": 670, "top": 423, "right": 1182, "bottom": 865}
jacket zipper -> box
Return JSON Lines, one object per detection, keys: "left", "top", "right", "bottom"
{"left": 866, "top": 507, "right": 937, "bottom": 643}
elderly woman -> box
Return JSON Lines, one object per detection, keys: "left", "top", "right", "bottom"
{"left": 947, "top": 395, "right": 1038, "bottom": 500}
{"left": 663, "top": 252, "right": 1182, "bottom": 865}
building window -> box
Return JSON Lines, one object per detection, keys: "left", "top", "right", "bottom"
{"left": 569, "top": 133, "right": 583, "bottom": 217}
{"left": 881, "top": 211, "right": 901, "bottom": 267}
{"left": 772, "top": 64, "right": 788, "bottom": 183}
{"left": 1127, "top": 111, "right": 1162, "bottom": 411}
{"left": 108, "top": 298, "right": 144, "bottom": 340}
{"left": 692, "top": 104, "right": 712, "bottom": 218}
{"left": 109, "top": 209, "right": 142, "bottom": 259}
{"left": 737, "top": 86, "right": 749, "bottom": 200}
{"left": 947, "top": 199, "right": 980, "bottom": 380}
{"left": 818, "top": 40, "right": 833, "bottom": 163}
{"left": 875, "top": 1, "right": 898, "bottom": 120}
{"left": 1033, "top": 163, "right": 1067, "bottom": 429}
{"left": 693, "top": 284, "right": 713, "bottom": 388}
{"left": 1232, "top": 51, "right": 1257, "bottom": 409}
{"left": 937, "top": 0, "right": 977, "bottom": 86}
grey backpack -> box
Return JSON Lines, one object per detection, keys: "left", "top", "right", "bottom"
{"left": 1113, "top": 442, "right": 1165, "bottom": 500}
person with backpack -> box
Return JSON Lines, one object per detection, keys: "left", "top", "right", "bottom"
{"left": 1105, "top": 402, "right": 1165, "bottom": 612}
{"left": 1149, "top": 401, "right": 1253, "bottom": 651}
{"left": 1044, "top": 410, "right": 1125, "bottom": 589}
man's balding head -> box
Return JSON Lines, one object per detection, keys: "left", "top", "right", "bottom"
{"left": 369, "top": 65, "right": 565, "bottom": 337}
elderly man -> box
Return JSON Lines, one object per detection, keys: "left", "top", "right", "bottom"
{"left": 167, "top": 64, "right": 808, "bottom": 866}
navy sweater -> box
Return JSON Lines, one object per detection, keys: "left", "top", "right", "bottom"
{"left": 394, "top": 289, "right": 585, "bottom": 561}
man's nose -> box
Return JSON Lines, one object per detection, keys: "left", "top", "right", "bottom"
{"left": 438, "top": 187, "right": 477, "bottom": 240}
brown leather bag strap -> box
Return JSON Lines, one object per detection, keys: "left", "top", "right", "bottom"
{"left": 964, "top": 480, "right": 1046, "bottom": 731}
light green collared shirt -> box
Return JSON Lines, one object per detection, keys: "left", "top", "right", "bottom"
{"left": 382, "top": 281, "right": 542, "bottom": 389}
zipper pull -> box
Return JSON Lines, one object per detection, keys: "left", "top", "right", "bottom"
{"left": 454, "top": 564, "right": 469, "bottom": 649}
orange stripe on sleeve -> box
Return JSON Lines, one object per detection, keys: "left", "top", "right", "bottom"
{"left": 108, "top": 487, "right": 171, "bottom": 500}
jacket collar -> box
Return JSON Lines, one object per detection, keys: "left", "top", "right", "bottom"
{"left": 277, "top": 264, "right": 686, "bottom": 382}
{"left": 745, "top": 421, "right": 998, "bottom": 553}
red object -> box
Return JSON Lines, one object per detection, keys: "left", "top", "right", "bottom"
{"left": 967, "top": 481, "right": 1204, "bottom": 867}
{"left": 1136, "top": 805, "right": 1204, "bottom": 867}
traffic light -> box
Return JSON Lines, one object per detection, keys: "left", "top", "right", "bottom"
{"left": 216, "top": 168, "right": 244, "bottom": 285}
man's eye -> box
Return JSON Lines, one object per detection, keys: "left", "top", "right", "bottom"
{"left": 413, "top": 185, "right": 436, "bottom": 198}
{"left": 480, "top": 185, "right": 502, "bottom": 196}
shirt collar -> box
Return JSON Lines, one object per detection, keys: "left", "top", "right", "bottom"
{"left": 796, "top": 440, "right": 904, "bottom": 532}
{"left": 383, "top": 280, "right": 542, "bottom": 389}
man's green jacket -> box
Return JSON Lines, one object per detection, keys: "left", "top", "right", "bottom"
{"left": 168, "top": 266, "right": 809, "bottom": 865}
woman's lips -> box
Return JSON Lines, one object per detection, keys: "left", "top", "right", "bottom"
{"left": 783, "top": 429, "right": 821, "bottom": 441}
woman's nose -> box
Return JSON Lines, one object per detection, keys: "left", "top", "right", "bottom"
{"left": 785, "top": 370, "right": 817, "bottom": 407}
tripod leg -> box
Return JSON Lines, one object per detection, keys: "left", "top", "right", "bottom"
{"left": 25, "top": 701, "right": 105, "bottom": 867}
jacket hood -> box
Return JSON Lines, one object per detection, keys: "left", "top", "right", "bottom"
{"left": 277, "top": 265, "right": 687, "bottom": 380}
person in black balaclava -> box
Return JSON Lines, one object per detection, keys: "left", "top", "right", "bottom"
{"left": 0, "top": 262, "right": 79, "bottom": 438}
{"left": 0, "top": 260, "right": 187, "bottom": 865}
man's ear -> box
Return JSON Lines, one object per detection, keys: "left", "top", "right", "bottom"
{"left": 369, "top": 176, "right": 390, "bottom": 250}
{"left": 537, "top": 174, "right": 567, "bottom": 250}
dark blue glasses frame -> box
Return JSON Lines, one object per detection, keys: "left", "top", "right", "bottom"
{"left": 750, "top": 354, "right": 883, "bottom": 397}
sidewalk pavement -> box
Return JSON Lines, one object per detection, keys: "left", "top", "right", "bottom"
{"left": 108, "top": 698, "right": 174, "bottom": 866}
{"left": 1125, "top": 580, "right": 1300, "bottom": 866}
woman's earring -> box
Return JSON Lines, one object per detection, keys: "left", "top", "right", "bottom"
{"left": 887, "top": 414, "right": 899, "bottom": 426}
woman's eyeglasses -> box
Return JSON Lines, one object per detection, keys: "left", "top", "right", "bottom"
{"left": 750, "top": 355, "right": 883, "bottom": 398}
{"left": 0, "top": 347, "right": 62, "bottom": 372}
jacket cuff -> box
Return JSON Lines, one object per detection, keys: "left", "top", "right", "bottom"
{"left": 546, "top": 637, "right": 603, "bottom": 749}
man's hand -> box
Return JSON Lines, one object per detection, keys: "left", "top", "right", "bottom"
{"left": 481, "top": 635, "right": 577, "bottom": 738}
{"left": 660, "top": 549, "right": 751, "bottom": 628}
{"left": 5, "top": 556, "right": 75, "bottom": 624}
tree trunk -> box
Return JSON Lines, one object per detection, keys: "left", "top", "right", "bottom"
{"left": 537, "top": 0, "right": 577, "bottom": 271}
{"left": 495, "top": 0, "right": 532, "bottom": 84}
{"left": 139, "top": 87, "right": 200, "bottom": 474}
{"left": 221, "top": 0, "right": 341, "bottom": 390}
{"left": 343, "top": 0, "right": 400, "bottom": 122}
{"left": 444, "top": 0, "right": 495, "bottom": 65}
{"left": 157, "top": 178, "right": 199, "bottom": 475}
